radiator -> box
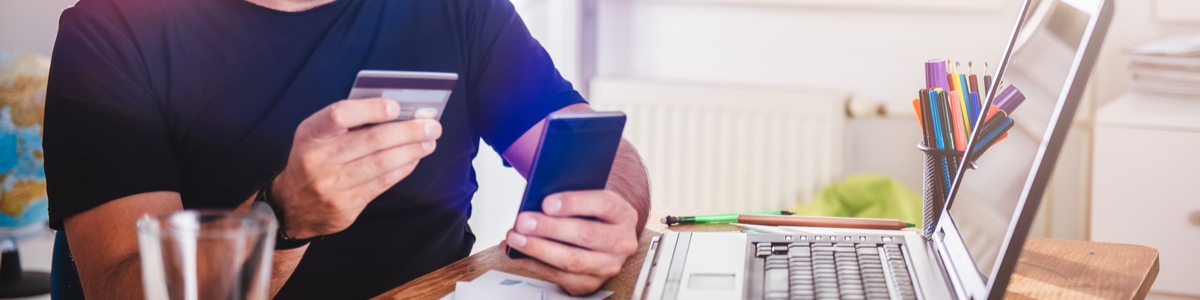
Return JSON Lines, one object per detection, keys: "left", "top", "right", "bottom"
{"left": 589, "top": 78, "right": 847, "bottom": 212}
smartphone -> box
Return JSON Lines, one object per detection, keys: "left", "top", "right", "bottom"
{"left": 347, "top": 70, "right": 457, "bottom": 121}
{"left": 506, "top": 111, "right": 627, "bottom": 259}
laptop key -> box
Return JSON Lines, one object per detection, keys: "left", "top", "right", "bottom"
{"left": 866, "top": 294, "right": 890, "bottom": 300}
{"left": 773, "top": 245, "right": 789, "bottom": 254}
{"left": 811, "top": 247, "right": 835, "bottom": 252}
{"left": 865, "top": 287, "right": 889, "bottom": 294}
{"left": 841, "top": 287, "right": 867, "bottom": 294}
{"left": 766, "top": 269, "right": 789, "bottom": 293}
{"left": 790, "top": 283, "right": 814, "bottom": 292}
{"left": 815, "top": 288, "right": 839, "bottom": 294}
{"left": 789, "top": 248, "right": 812, "bottom": 257}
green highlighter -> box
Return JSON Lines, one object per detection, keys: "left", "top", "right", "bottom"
{"left": 661, "top": 210, "right": 793, "bottom": 226}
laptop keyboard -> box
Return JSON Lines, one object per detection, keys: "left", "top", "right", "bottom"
{"left": 754, "top": 236, "right": 917, "bottom": 300}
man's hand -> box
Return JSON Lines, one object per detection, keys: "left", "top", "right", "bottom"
{"left": 273, "top": 98, "right": 442, "bottom": 239}
{"left": 502, "top": 190, "right": 640, "bottom": 296}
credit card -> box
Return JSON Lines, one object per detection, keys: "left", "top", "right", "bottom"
{"left": 347, "top": 70, "right": 458, "bottom": 121}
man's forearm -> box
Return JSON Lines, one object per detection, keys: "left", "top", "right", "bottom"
{"left": 607, "top": 139, "right": 651, "bottom": 234}
{"left": 78, "top": 254, "right": 144, "bottom": 299}
{"left": 236, "top": 196, "right": 306, "bottom": 297}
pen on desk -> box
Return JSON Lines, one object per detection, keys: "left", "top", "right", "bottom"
{"left": 999, "top": 86, "right": 1027, "bottom": 114}
{"left": 737, "top": 214, "right": 916, "bottom": 231}
{"left": 937, "top": 89, "right": 959, "bottom": 179}
{"left": 959, "top": 73, "right": 974, "bottom": 131}
{"left": 974, "top": 112, "right": 1012, "bottom": 160}
{"left": 984, "top": 63, "right": 994, "bottom": 95}
{"left": 919, "top": 89, "right": 935, "bottom": 146}
{"left": 969, "top": 62, "right": 980, "bottom": 94}
{"left": 927, "top": 59, "right": 949, "bottom": 90}
{"left": 929, "top": 89, "right": 945, "bottom": 151}
{"left": 928, "top": 89, "right": 953, "bottom": 190}
{"left": 968, "top": 92, "right": 981, "bottom": 129}
{"left": 913, "top": 98, "right": 924, "bottom": 132}
{"left": 948, "top": 92, "right": 966, "bottom": 152}
{"left": 995, "top": 85, "right": 1017, "bottom": 111}
{"left": 662, "top": 210, "right": 793, "bottom": 226}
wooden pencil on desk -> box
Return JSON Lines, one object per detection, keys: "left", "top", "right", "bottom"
{"left": 738, "top": 214, "right": 915, "bottom": 231}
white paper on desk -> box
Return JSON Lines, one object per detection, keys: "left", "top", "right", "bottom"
{"left": 453, "top": 281, "right": 544, "bottom": 300}
{"left": 448, "top": 270, "right": 614, "bottom": 300}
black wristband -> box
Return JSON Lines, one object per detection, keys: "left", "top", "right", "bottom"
{"left": 256, "top": 175, "right": 313, "bottom": 250}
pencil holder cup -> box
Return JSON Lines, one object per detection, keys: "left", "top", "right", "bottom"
{"left": 916, "top": 143, "right": 964, "bottom": 237}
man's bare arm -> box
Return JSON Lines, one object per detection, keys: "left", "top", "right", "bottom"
{"left": 65, "top": 192, "right": 306, "bottom": 299}
{"left": 605, "top": 139, "right": 651, "bottom": 233}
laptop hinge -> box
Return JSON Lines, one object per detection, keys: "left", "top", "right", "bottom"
{"left": 931, "top": 228, "right": 965, "bottom": 300}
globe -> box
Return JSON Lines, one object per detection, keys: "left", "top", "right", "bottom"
{"left": 0, "top": 51, "right": 51, "bottom": 297}
{"left": 0, "top": 52, "right": 48, "bottom": 232}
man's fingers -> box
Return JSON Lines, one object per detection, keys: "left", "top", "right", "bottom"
{"left": 509, "top": 258, "right": 606, "bottom": 296}
{"left": 505, "top": 230, "right": 624, "bottom": 278}
{"left": 514, "top": 212, "right": 635, "bottom": 254}
{"left": 541, "top": 190, "right": 636, "bottom": 225}
{"left": 340, "top": 142, "right": 432, "bottom": 188}
{"left": 347, "top": 160, "right": 420, "bottom": 202}
{"left": 302, "top": 98, "right": 399, "bottom": 140}
{"left": 327, "top": 119, "right": 441, "bottom": 163}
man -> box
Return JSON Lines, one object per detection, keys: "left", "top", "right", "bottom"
{"left": 43, "top": 0, "right": 650, "bottom": 298}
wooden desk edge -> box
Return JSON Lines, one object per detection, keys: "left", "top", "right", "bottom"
{"left": 1135, "top": 252, "right": 1161, "bottom": 300}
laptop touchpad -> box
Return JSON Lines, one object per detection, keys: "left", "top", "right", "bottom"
{"left": 688, "top": 273, "right": 736, "bottom": 290}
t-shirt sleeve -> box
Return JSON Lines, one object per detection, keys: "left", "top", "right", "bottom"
{"left": 461, "top": 0, "right": 587, "bottom": 154}
{"left": 43, "top": 7, "right": 181, "bottom": 230}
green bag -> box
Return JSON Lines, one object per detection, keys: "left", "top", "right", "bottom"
{"left": 792, "top": 173, "right": 924, "bottom": 227}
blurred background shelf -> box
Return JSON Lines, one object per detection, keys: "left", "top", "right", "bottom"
{"left": 1093, "top": 92, "right": 1200, "bottom": 298}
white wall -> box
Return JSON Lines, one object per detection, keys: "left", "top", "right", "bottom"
{"left": 0, "top": 0, "right": 76, "bottom": 56}
{"left": 595, "top": 0, "right": 1021, "bottom": 204}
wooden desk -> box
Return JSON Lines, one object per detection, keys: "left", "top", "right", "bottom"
{"left": 377, "top": 219, "right": 1159, "bottom": 299}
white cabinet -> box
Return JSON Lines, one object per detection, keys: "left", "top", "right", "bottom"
{"left": 1092, "top": 93, "right": 1200, "bottom": 297}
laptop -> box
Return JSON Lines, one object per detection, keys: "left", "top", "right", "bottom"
{"left": 630, "top": 0, "right": 1113, "bottom": 299}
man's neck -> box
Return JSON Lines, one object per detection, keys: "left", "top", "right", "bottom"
{"left": 244, "top": 0, "right": 336, "bottom": 12}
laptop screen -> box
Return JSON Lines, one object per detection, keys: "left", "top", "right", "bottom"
{"left": 948, "top": 0, "right": 1092, "bottom": 280}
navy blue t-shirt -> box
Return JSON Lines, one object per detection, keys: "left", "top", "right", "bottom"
{"left": 43, "top": 0, "right": 583, "bottom": 298}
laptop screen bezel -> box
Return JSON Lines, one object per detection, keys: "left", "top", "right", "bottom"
{"left": 933, "top": 0, "right": 1114, "bottom": 299}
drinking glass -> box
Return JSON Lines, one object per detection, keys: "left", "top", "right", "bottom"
{"left": 137, "top": 210, "right": 275, "bottom": 300}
